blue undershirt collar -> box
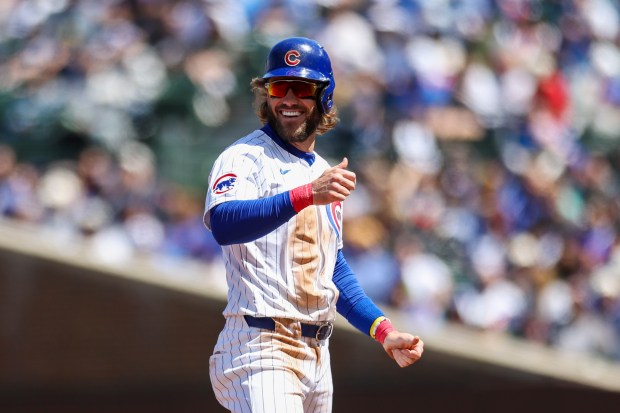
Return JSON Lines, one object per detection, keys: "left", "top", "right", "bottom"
{"left": 261, "top": 124, "right": 316, "bottom": 166}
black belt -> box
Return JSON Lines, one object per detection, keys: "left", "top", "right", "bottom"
{"left": 244, "top": 315, "right": 333, "bottom": 340}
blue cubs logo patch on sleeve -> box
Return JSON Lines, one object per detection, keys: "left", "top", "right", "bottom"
{"left": 213, "top": 173, "right": 237, "bottom": 194}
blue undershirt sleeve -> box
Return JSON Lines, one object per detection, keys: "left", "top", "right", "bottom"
{"left": 209, "top": 192, "right": 297, "bottom": 245}
{"left": 333, "top": 249, "right": 384, "bottom": 336}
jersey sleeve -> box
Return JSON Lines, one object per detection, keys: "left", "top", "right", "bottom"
{"left": 209, "top": 194, "right": 297, "bottom": 245}
{"left": 204, "top": 143, "right": 261, "bottom": 230}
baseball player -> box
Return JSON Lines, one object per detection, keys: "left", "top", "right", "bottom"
{"left": 204, "top": 37, "right": 424, "bottom": 413}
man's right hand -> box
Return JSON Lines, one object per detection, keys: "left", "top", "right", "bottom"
{"left": 311, "top": 157, "right": 356, "bottom": 205}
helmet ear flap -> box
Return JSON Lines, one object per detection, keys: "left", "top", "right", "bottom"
{"left": 319, "top": 82, "right": 335, "bottom": 113}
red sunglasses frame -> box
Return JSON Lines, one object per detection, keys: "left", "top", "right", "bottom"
{"left": 265, "top": 80, "right": 320, "bottom": 99}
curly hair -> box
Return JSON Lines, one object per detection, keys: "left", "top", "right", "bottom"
{"left": 250, "top": 77, "right": 339, "bottom": 135}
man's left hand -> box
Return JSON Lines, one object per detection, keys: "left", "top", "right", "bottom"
{"left": 382, "top": 331, "right": 424, "bottom": 368}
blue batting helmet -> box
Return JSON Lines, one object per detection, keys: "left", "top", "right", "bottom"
{"left": 263, "top": 37, "right": 335, "bottom": 113}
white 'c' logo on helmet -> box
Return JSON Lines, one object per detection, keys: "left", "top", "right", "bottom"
{"left": 284, "top": 50, "right": 301, "bottom": 66}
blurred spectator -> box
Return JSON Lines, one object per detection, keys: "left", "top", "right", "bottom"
{"left": 342, "top": 214, "right": 400, "bottom": 305}
{"left": 393, "top": 233, "right": 454, "bottom": 334}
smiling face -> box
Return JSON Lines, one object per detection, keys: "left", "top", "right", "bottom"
{"left": 265, "top": 78, "right": 323, "bottom": 147}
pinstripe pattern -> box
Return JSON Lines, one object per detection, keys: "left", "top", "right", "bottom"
{"left": 205, "top": 129, "right": 342, "bottom": 412}
{"left": 204, "top": 129, "right": 342, "bottom": 321}
{"left": 210, "top": 316, "right": 332, "bottom": 413}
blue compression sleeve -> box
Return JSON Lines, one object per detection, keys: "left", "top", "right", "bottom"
{"left": 209, "top": 192, "right": 297, "bottom": 245}
{"left": 333, "top": 249, "right": 384, "bottom": 336}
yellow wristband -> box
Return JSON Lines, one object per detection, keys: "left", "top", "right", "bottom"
{"left": 370, "top": 316, "right": 388, "bottom": 339}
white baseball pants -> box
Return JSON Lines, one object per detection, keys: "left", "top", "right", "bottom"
{"left": 210, "top": 316, "right": 333, "bottom": 413}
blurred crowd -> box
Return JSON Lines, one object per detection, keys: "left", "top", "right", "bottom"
{"left": 1, "top": 0, "right": 620, "bottom": 361}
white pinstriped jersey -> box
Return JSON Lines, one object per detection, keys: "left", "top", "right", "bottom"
{"left": 204, "top": 128, "right": 344, "bottom": 324}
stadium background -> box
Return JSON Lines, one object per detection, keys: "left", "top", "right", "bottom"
{"left": 2, "top": 0, "right": 620, "bottom": 411}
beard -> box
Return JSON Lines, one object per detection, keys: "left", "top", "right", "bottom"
{"left": 267, "top": 105, "right": 322, "bottom": 144}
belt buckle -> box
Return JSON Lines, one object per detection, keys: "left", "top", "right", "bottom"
{"left": 315, "top": 322, "right": 333, "bottom": 341}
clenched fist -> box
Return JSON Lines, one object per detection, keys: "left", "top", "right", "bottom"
{"left": 383, "top": 331, "right": 424, "bottom": 368}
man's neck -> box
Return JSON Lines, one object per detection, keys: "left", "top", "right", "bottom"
{"left": 261, "top": 124, "right": 317, "bottom": 166}
{"left": 289, "top": 138, "right": 315, "bottom": 153}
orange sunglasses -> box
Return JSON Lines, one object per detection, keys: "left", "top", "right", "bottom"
{"left": 265, "top": 80, "right": 319, "bottom": 99}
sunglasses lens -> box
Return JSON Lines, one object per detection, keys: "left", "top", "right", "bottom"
{"left": 267, "top": 81, "right": 318, "bottom": 98}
